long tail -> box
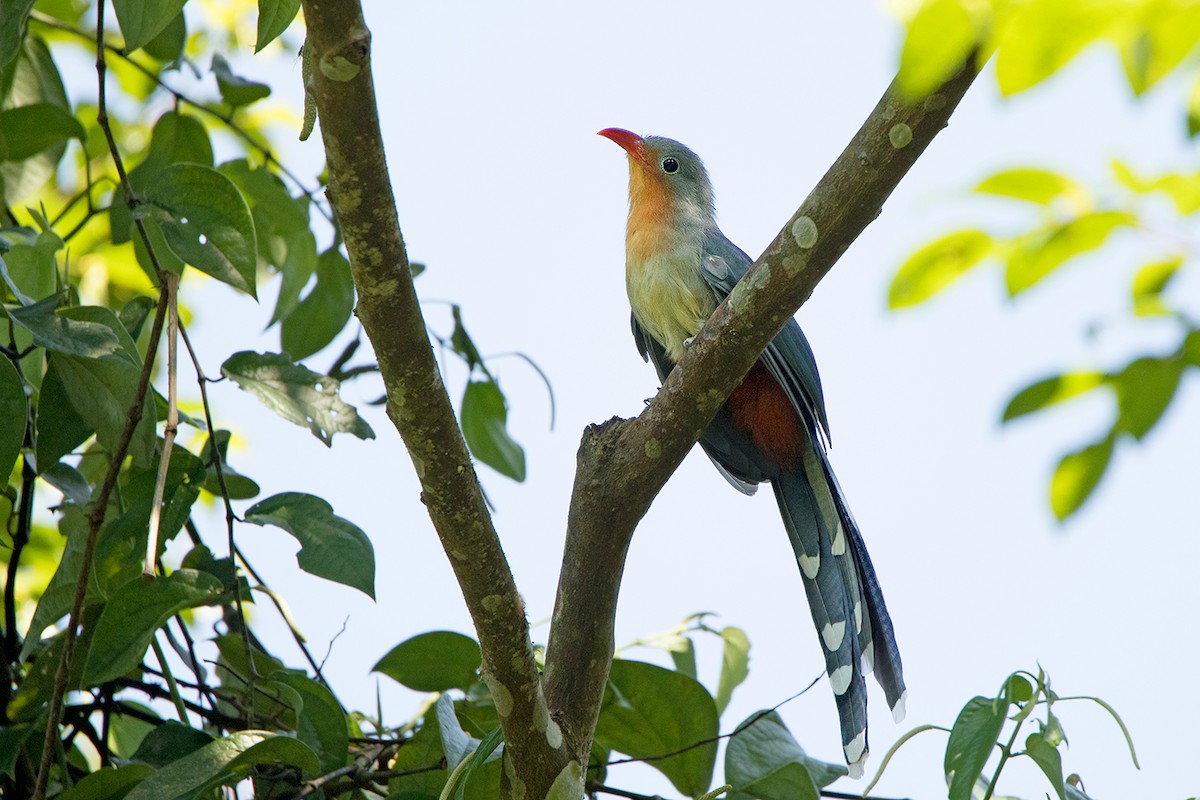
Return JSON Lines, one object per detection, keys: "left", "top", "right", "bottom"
{"left": 772, "top": 445, "right": 906, "bottom": 777}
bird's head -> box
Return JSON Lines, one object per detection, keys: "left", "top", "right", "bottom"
{"left": 598, "top": 128, "right": 715, "bottom": 227}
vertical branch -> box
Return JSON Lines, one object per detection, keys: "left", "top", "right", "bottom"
{"left": 144, "top": 273, "right": 179, "bottom": 575}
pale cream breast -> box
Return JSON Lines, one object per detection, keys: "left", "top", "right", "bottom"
{"left": 626, "top": 225, "right": 715, "bottom": 362}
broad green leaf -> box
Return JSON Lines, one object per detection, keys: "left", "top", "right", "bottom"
{"left": 1005, "top": 211, "right": 1133, "bottom": 296}
{"left": 83, "top": 569, "right": 225, "bottom": 684}
{"left": 0, "top": 0, "right": 37, "bottom": 71}
{"left": 1050, "top": 433, "right": 1115, "bottom": 521}
{"left": 274, "top": 672, "right": 349, "bottom": 774}
{"left": 123, "top": 731, "right": 317, "bottom": 800}
{"left": 373, "top": 631, "right": 482, "bottom": 692}
{"left": 1001, "top": 371, "right": 1106, "bottom": 422}
{"left": 281, "top": 246, "right": 354, "bottom": 360}
{"left": 269, "top": 229, "right": 317, "bottom": 325}
{"left": 452, "top": 727, "right": 504, "bottom": 800}
{"left": 1119, "top": 2, "right": 1200, "bottom": 95}
{"left": 0, "top": 103, "right": 84, "bottom": 162}
{"left": 595, "top": 659, "right": 718, "bottom": 797}
{"left": 112, "top": 0, "right": 187, "bottom": 53}
{"left": 51, "top": 350, "right": 157, "bottom": 467}
{"left": 132, "top": 720, "right": 216, "bottom": 766}
{"left": 0, "top": 722, "right": 33, "bottom": 778}
{"left": 462, "top": 379, "right": 525, "bottom": 481}
{"left": 56, "top": 764, "right": 154, "bottom": 800}
{"left": 34, "top": 359, "right": 92, "bottom": 469}
{"left": 1113, "top": 356, "right": 1183, "bottom": 440}
{"left": 450, "top": 304, "right": 485, "bottom": 372}
{"left": 220, "top": 351, "right": 375, "bottom": 445}
{"left": 945, "top": 695, "right": 1009, "bottom": 800}
{"left": 993, "top": 0, "right": 1122, "bottom": 96}
{"left": 2, "top": 229, "right": 60, "bottom": 304}
{"left": 41, "top": 462, "right": 91, "bottom": 504}
{"left": 666, "top": 634, "right": 697, "bottom": 679}
{"left": 211, "top": 52, "right": 271, "bottom": 108}
{"left": 725, "top": 710, "right": 845, "bottom": 800}
{"left": 142, "top": 163, "right": 258, "bottom": 296}
{"left": 1132, "top": 257, "right": 1184, "bottom": 315}
{"left": 715, "top": 626, "right": 750, "bottom": 717}
{"left": 142, "top": 9, "right": 186, "bottom": 62}
{"left": 244, "top": 492, "right": 376, "bottom": 598}
{"left": 974, "top": 167, "right": 1085, "bottom": 206}
{"left": 1025, "top": 731, "right": 1066, "bottom": 800}
{"left": 108, "top": 703, "right": 161, "bottom": 759}
{"left": 1110, "top": 161, "right": 1200, "bottom": 213}
{"left": 5, "top": 296, "right": 121, "bottom": 357}
{"left": 199, "top": 429, "right": 260, "bottom": 499}
{"left": 387, "top": 714, "right": 447, "bottom": 798}
{"left": 898, "top": 0, "right": 981, "bottom": 98}
{"left": 256, "top": 0, "right": 303, "bottom": 51}
{"left": 1186, "top": 329, "right": 1200, "bottom": 367}
{"left": 0, "top": 356, "right": 25, "bottom": 482}
{"left": 888, "top": 229, "right": 993, "bottom": 309}
{"left": 2, "top": 36, "right": 70, "bottom": 204}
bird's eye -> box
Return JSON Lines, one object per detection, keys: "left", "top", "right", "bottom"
{"left": 661, "top": 157, "right": 679, "bottom": 174}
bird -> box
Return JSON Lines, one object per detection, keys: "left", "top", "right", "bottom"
{"left": 598, "top": 128, "right": 906, "bottom": 777}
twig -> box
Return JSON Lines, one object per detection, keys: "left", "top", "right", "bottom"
{"left": 144, "top": 272, "right": 179, "bottom": 575}
{"left": 150, "top": 635, "right": 190, "bottom": 724}
{"left": 31, "top": 5, "right": 173, "bottom": 792}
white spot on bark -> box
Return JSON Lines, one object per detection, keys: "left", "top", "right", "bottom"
{"left": 319, "top": 55, "right": 361, "bottom": 81}
{"left": 889, "top": 123, "right": 913, "bottom": 148}
{"left": 546, "top": 718, "right": 563, "bottom": 749}
{"left": 791, "top": 216, "right": 818, "bottom": 248}
{"left": 489, "top": 678, "right": 513, "bottom": 717}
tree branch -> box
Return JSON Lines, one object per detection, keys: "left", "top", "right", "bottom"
{"left": 299, "top": 1, "right": 566, "bottom": 796}
{"left": 543, "top": 60, "right": 982, "bottom": 762}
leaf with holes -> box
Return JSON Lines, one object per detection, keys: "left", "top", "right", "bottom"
{"left": 244, "top": 492, "right": 375, "bottom": 598}
{"left": 220, "top": 351, "right": 374, "bottom": 445}
{"left": 141, "top": 163, "right": 257, "bottom": 297}
{"left": 595, "top": 659, "right": 718, "bottom": 797}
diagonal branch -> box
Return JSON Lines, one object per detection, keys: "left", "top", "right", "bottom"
{"left": 298, "top": 1, "right": 565, "bottom": 796}
{"left": 542, "top": 59, "right": 983, "bottom": 764}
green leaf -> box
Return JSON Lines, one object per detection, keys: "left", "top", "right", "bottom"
{"left": 220, "top": 351, "right": 375, "bottom": 445}
{"left": 280, "top": 246, "right": 354, "bottom": 360}
{"left": 666, "top": 634, "right": 697, "bottom": 679}
{"left": 141, "top": 163, "right": 258, "bottom": 296}
{"left": 0, "top": 103, "right": 85, "bottom": 162}
{"left": 715, "top": 627, "right": 750, "bottom": 717}
{"left": 897, "top": 0, "right": 981, "bottom": 98}
{"left": 373, "top": 631, "right": 482, "bottom": 692}
{"left": 141, "top": 9, "right": 186, "bottom": 62}
{"left": 274, "top": 672, "right": 349, "bottom": 774}
{"left": 888, "top": 229, "right": 993, "bottom": 309}
{"left": 1050, "top": 432, "right": 1115, "bottom": 521}
{"left": 211, "top": 52, "right": 271, "bottom": 108}
{"left": 1112, "top": 356, "right": 1183, "bottom": 440}
{"left": 41, "top": 461, "right": 91, "bottom": 504}
{"left": 595, "top": 659, "right": 718, "bottom": 797}
{"left": 35, "top": 357, "right": 92, "bottom": 469}
{"left": 56, "top": 764, "right": 154, "bottom": 800}
{"left": 452, "top": 727, "right": 504, "bottom": 800}
{"left": 123, "top": 731, "right": 317, "bottom": 800}
{"left": 2, "top": 36, "right": 71, "bottom": 205}
{"left": 132, "top": 720, "right": 216, "bottom": 766}
{"left": 993, "top": 0, "right": 1120, "bottom": 96}
{"left": 199, "top": 429, "right": 260, "bottom": 499}
{"left": 1119, "top": 2, "right": 1200, "bottom": 95}
{"left": 462, "top": 379, "right": 525, "bottom": 481}
{"left": 944, "top": 695, "right": 1009, "bottom": 800}
{"left": 0, "top": 0, "right": 37, "bottom": 71}
{"left": 1132, "top": 257, "right": 1184, "bottom": 315}
{"left": 51, "top": 350, "right": 157, "bottom": 467}
{"left": 387, "top": 715, "right": 447, "bottom": 798}
{"left": 0, "top": 355, "right": 25, "bottom": 482}
{"left": 1005, "top": 211, "right": 1134, "bottom": 296}
{"left": 244, "top": 492, "right": 375, "bottom": 598}
{"left": 1025, "top": 731, "right": 1066, "bottom": 800}
{"left": 0, "top": 722, "right": 33, "bottom": 778}
{"left": 1189, "top": 77, "right": 1200, "bottom": 138}
{"left": 1001, "top": 371, "right": 1107, "bottom": 422}
{"left": 5, "top": 296, "right": 121, "bottom": 357}
{"left": 269, "top": 228, "right": 318, "bottom": 324}
{"left": 83, "top": 569, "right": 225, "bottom": 685}
{"left": 256, "top": 0, "right": 302, "bottom": 51}
{"left": 974, "top": 167, "right": 1085, "bottom": 205}
{"left": 725, "top": 710, "right": 846, "bottom": 800}
{"left": 112, "top": 0, "right": 187, "bottom": 53}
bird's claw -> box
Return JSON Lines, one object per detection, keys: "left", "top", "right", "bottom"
{"left": 683, "top": 336, "right": 695, "bottom": 349}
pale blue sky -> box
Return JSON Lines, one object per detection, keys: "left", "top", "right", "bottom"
{"left": 149, "top": 2, "right": 1200, "bottom": 798}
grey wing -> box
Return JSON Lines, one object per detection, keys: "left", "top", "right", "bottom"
{"left": 701, "top": 230, "right": 832, "bottom": 444}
